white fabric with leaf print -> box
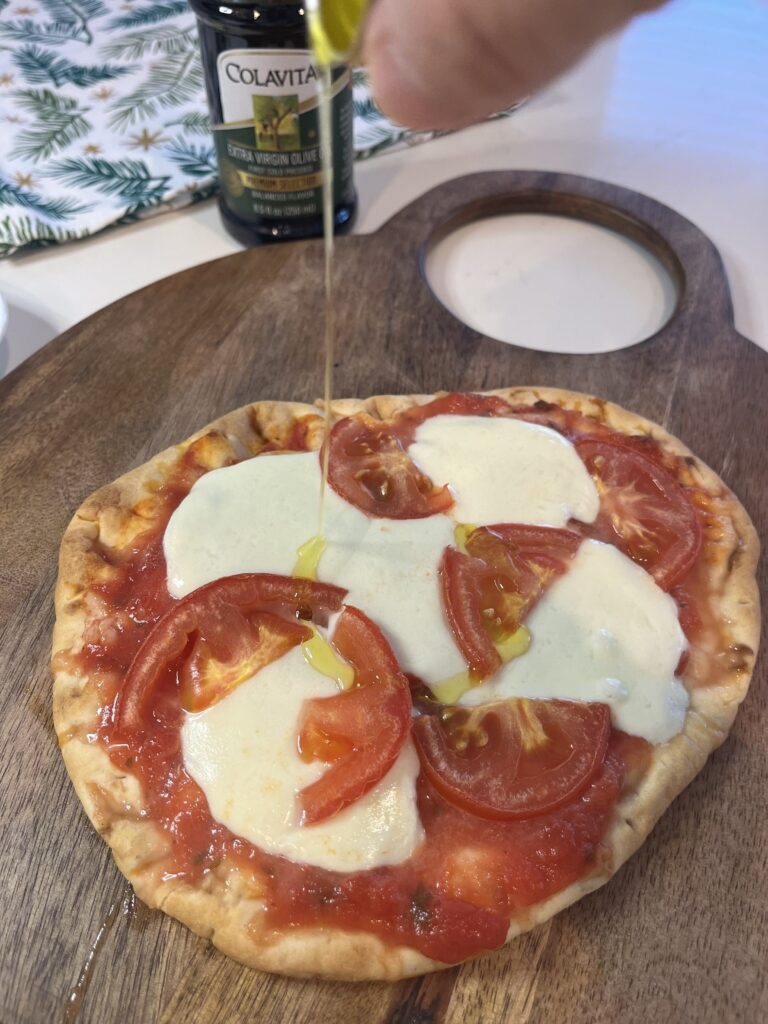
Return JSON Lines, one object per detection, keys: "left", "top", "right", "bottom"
{"left": 0, "top": 0, "right": 516, "bottom": 256}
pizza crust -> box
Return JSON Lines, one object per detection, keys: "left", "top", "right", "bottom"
{"left": 52, "top": 387, "right": 760, "bottom": 981}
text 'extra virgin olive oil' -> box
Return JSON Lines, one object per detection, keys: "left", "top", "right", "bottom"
{"left": 188, "top": 0, "right": 357, "bottom": 246}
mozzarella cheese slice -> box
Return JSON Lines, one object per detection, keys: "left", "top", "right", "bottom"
{"left": 460, "top": 540, "right": 688, "bottom": 744}
{"left": 164, "top": 451, "right": 465, "bottom": 682}
{"left": 408, "top": 414, "right": 599, "bottom": 527}
{"left": 182, "top": 645, "right": 424, "bottom": 872}
{"left": 164, "top": 452, "right": 346, "bottom": 593}
{"left": 320, "top": 515, "right": 463, "bottom": 681}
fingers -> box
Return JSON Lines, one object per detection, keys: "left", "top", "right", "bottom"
{"left": 364, "top": 0, "right": 665, "bottom": 131}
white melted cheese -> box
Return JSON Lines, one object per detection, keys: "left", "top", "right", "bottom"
{"left": 164, "top": 451, "right": 465, "bottom": 683}
{"left": 408, "top": 414, "right": 599, "bottom": 527}
{"left": 320, "top": 515, "right": 464, "bottom": 682}
{"left": 181, "top": 645, "right": 424, "bottom": 872}
{"left": 460, "top": 540, "right": 688, "bottom": 744}
{"left": 164, "top": 452, "right": 345, "bottom": 592}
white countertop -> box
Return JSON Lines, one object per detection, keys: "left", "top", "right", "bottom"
{"left": 1, "top": 0, "right": 766, "bottom": 377}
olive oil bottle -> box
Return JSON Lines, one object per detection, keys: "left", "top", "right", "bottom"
{"left": 188, "top": 0, "right": 357, "bottom": 245}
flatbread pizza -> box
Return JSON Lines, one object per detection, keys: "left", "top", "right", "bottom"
{"left": 52, "top": 387, "right": 760, "bottom": 980}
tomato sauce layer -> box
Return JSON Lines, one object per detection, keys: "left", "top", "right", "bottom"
{"left": 99, "top": 645, "right": 641, "bottom": 963}
{"left": 73, "top": 400, "right": 722, "bottom": 963}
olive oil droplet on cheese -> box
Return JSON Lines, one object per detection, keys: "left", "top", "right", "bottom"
{"left": 430, "top": 670, "right": 477, "bottom": 705}
{"left": 293, "top": 534, "right": 327, "bottom": 580}
{"left": 495, "top": 625, "right": 531, "bottom": 663}
{"left": 301, "top": 628, "right": 355, "bottom": 689}
{"left": 453, "top": 523, "right": 478, "bottom": 552}
{"left": 429, "top": 627, "right": 531, "bottom": 704}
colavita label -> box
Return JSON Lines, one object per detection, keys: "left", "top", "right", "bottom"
{"left": 214, "top": 49, "right": 354, "bottom": 221}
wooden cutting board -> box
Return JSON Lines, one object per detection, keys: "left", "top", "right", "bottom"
{"left": 0, "top": 171, "right": 765, "bottom": 1024}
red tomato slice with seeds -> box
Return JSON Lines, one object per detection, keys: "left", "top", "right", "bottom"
{"left": 413, "top": 699, "right": 611, "bottom": 820}
{"left": 393, "top": 392, "right": 514, "bottom": 445}
{"left": 118, "top": 574, "right": 346, "bottom": 728}
{"left": 297, "top": 607, "right": 412, "bottom": 825}
{"left": 326, "top": 415, "right": 453, "bottom": 518}
{"left": 441, "top": 525, "right": 581, "bottom": 678}
{"left": 179, "top": 610, "right": 309, "bottom": 714}
{"left": 331, "top": 601, "right": 402, "bottom": 684}
{"left": 576, "top": 438, "right": 702, "bottom": 589}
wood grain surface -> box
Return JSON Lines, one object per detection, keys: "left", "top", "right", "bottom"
{"left": 0, "top": 171, "right": 765, "bottom": 1024}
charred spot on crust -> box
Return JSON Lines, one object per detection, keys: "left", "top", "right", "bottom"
{"left": 592, "top": 398, "right": 608, "bottom": 421}
{"left": 582, "top": 842, "right": 596, "bottom": 865}
{"left": 726, "top": 642, "right": 754, "bottom": 673}
{"left": 727, "top": 543, "right": 743, "bottom": 574}
{"left": 410, "top": 886, "right": 434, "bottom": 932}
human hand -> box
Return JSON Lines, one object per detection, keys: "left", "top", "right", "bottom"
{"left": 364, "top": 0, "right": 666, "bottom": 130}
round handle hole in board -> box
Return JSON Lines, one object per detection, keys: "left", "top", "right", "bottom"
{"left": 423, "top": 212, "right": 679, "bottom": 355}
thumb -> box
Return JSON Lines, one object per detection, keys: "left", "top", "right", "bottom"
{"left": 364, "top": 0, "right": 664, "bottom": 131}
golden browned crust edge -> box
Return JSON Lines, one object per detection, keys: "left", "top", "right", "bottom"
{"left": 52, "top": 387, "right": 761, "bottom": 981}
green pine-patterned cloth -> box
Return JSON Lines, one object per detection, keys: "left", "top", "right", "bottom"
{"left": 0, "top": 0, "right": 512, "bottom": 256}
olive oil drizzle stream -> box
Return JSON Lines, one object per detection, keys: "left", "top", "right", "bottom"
{"left": 317, "top": 61, "right": 335, "bottom": 537}
{"left": 309, "top": 0, "right": 366, "bottom": 539}
{"left": 291, "top": 52, "right": 335, "bottom": 578}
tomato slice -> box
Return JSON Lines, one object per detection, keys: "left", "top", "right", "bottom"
{"left": 576, "top": 438, "right": 702, "bottom": 589}
{"left": 393, "top": 392, "right": 514, "bottom": 445}
{"left": 326, "top": 415, "right": 454, "bottom": 518}
{"left": 118, "top": 574, "right": 346, "bottom": 728}
{"left": 413, "top": 699, "right": 611, "bottom": 820}
{"left": 441, "top": 547, "right": 500, "bottom": 680}
{"left": 178, "top": 610, "right": 308, "bottom": 714}
{"left": 331, "top": 601, "right": 403, "bottom": 684}
{"left": 441, "top": 525, "right": 581, "bottom": 678}
{"left": 394, "top": 392, "right": 607, "bottom": 444}
{"left": 297, "top": 606, "right": 412, "bottom": 825}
